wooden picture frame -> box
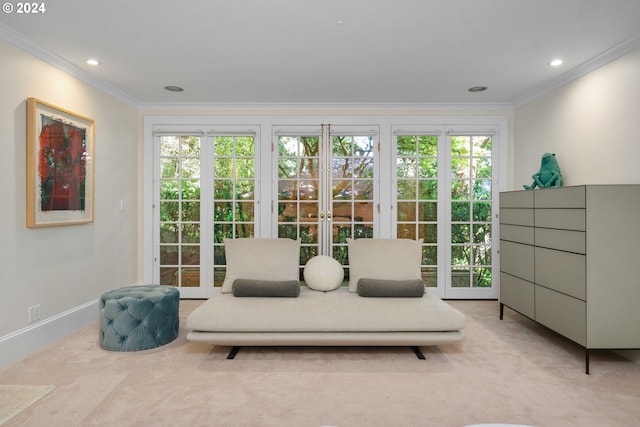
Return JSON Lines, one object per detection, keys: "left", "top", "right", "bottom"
{"left": 26, "top": 98, "right": 94, "bottom": 227}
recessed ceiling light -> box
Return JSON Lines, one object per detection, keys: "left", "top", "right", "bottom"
{"left": 164, "top": 85, "right": 184, "bottom": 92}
{"left": 86, "top": 59, "right": 100, "bottom": 66}
{"left": 550, "top": 58, "right": 563, "bottom": 67}
{"left": 468, "top": 86, "right": 487, "bottom": 93}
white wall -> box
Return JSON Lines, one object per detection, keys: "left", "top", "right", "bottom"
{"left": 513, "top": 48, "right": 640, "bottom": 189}
{"left": 514, "top": 47, "right": 640, "bottom": 365}
{"left": 0, "top": 40, "right": 139, "bottom": 339}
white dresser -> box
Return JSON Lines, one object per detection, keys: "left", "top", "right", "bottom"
{"left": 499, "top": 185, "right": 640, "bottom": 373}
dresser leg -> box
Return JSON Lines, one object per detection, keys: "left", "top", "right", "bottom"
{"left": 500, "top": 303, "right": 504, "bottom": 320}
{"left": 585, "top": 349, "right": 590, "bottom": 375}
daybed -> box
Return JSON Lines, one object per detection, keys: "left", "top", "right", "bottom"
{"left": 187, "top": 238, "right": 466, "bottom": 358}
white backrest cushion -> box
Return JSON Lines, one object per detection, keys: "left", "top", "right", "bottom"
{"left": 347, "top": 238, "right": 423, "bottom": 292}
{"left": 221, "top": 238, "right": 301, "bottom": 293}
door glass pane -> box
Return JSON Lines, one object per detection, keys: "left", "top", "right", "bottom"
{"left": 277, "top": 135, "right": 321, "bottom": 276}
{"left": 159, "top": 135, "right": 201, "bottom": 288}
{"left": 213, "top": 135, "right": 257, "bottom": 287}
{"left": 396, "top": 135, "right": 439, "bottom": 287}
{"left": 331, "top": 134, "right": 374, "bottom": 280}
{"left": 277, "top": 129, "right": 376, "bottom": 281}
{"left": 450, "top": 135, "right": 492, "bottom": 288}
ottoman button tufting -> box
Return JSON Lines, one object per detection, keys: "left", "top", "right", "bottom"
{"left": 99, "top": 285, "right": 179, "bottom": 352}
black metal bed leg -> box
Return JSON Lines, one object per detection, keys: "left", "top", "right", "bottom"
{"left": 227, "top": 346, "right": 241, "bottom": 359}
{"left": 500, "top": 303, "right": 504, "bottom": 320}
{"left": 411, "top": 346, "right": 426, "bottom": 360}
{"left": 585, "top": 349, "right": 590, "bottom": 375}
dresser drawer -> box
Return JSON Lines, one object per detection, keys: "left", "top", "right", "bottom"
{"left": 501, "top": 224, "right": 534, "bottom": 245}
{"left": 535, "top": 228, "right": 585, "bottom": 254}
{"left": 500, "top": 273, "right": 535, "bottom": 319}
{"left": 500, "top": 241, "right": 534, "bottom": 282}
{"left": 534, "top": 247, "right": 585, "bottom": 300}
{"left": 500, "top": 191, "right": 534, "bottom": 208}
{"left": 535, "top": 285, "right": 586, "bottom": 346}
{"left": 534, "top": 186, "right": 585, "bottom": 208}
{"left": 535, "top": 209, "right": 585, "bottom": 231}
{"left": 500, "top": 208, "right": 534, "bottom": 227}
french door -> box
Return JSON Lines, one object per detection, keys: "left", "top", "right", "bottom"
{"left": 446, "top": 130, "right": 495, "bottom": 298}
{"left": 153, "top": 126, "right": 259, "bottom": 298}
{"left": 274, "top": 125, "right": 378, "bottom": 279}
{"left": 392, "top": 125, "right": 497, "bottom": 299}
{"left": 147, "top": 118, "right": 502, "bottom": 299}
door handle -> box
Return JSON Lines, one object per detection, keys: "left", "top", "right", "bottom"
{"left": 319, "top": 211, "right": 331, "bottom": 221}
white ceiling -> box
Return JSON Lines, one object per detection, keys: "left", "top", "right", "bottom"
{"left": 2, "top": 0, "right": 640, "bottom": 107}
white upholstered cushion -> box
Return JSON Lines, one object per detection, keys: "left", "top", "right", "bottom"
{"left": 347, "top": 238, "right": 423, "bottom": 292}
{"left": 221, "top": 238, "right": 300, "bottom": 293}
{"left": 187, "top": 286, "right": 465, "bottom": 333}
{"left": 303, "top": 255, "right": 344, "bottom": 291}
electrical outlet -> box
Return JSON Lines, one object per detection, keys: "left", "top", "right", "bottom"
{"left": 28, "top": 304, "right": 41, "bottom": 323}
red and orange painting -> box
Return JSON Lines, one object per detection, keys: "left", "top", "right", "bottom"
{"left": 27, "top": 98, "right": 94, "bottom": 227}
{"left": 38, "top": 115, "right": 87, "bottom": 211}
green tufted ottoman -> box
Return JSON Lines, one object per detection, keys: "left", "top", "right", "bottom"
{"left": 99, "top": 285, "right": 180, "bottom": 351}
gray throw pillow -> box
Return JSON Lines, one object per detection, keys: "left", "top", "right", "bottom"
{"left": 357, "top": 278, "right": 425, "bottom": 298}
{"left": 232, "top": 279, "right": 300, "bottom": 297}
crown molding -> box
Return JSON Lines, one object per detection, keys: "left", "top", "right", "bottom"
{"left": 0, "top": 22, "right": 141, "bottom": 107}
{"left": 513, "top": 34, "right": 640, "bottom": 108}
{"left": 137, "top": 101, "right": 515, "bottom": 112}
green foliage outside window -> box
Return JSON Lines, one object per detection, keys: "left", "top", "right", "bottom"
{"left": 159, "top": 135, "right": 256, "bottom": 287}
{"left": 397, "top": 134, "right": 493, "bottom": 288}
{"left": 450, "top": 136, "right": 492, "bottom": 287}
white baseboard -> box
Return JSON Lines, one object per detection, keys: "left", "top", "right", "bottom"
{"left": 0, "top": 299, "right": 99, "bottom": 369}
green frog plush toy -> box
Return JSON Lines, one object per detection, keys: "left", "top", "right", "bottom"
{"left": 524, "top": 152, "right": 563, "bottom": 189}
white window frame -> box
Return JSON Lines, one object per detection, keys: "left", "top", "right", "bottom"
{"left": 143, "top": 115, "right": 508, "bottom": 299}
{"left": 444, "top": 125, "right": 502, "bottom": 299}
{"left": 144, "top": 118, "right": 261, "bottom": 298}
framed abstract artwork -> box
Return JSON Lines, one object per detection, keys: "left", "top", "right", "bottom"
{"left": 26, "top": 98, "right": 94, "bottom": 227}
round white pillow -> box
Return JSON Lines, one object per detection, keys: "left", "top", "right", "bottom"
{"left": 303, "top": 255, "right": 344, "bottom": 291}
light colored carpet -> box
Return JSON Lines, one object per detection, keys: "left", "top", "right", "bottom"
{"left": 0, "top": 300, "right": 639, "bottom": 426}
{"left": 0, "top": 385, "right": 55, "bottom": 425}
